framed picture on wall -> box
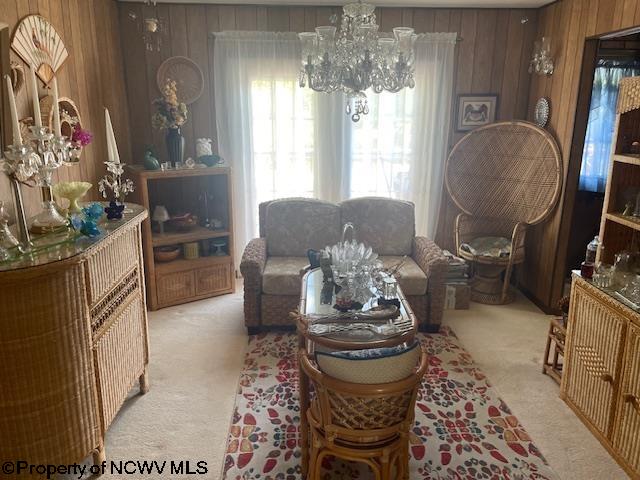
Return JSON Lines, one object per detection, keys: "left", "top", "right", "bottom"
{"left": 456, "top": 94, "right": 498, "bottom": 131}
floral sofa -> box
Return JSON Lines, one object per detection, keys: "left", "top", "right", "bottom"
{"left": 240, "top": 197, "right": 447, "bottom": 334}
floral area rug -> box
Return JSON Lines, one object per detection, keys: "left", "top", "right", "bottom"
{"left": 222, "top": 328, "right": 558, "bottom": 480}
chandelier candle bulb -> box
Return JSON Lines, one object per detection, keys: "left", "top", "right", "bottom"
{"left": 4, "top": 75, "right": 22, "bottom": 145}
{"left": 51, "top": 77, "right": 61, "bottom": 137}
{"left": 28, "top": 64, "right": 42, "bottom": 127}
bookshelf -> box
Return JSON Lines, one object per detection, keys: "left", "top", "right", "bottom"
{"left": 130, "top": 165, "right": 235, "bottom": 310}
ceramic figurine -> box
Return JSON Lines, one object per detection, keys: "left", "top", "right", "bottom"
{"left": 196, "top": 138, "right": 213, "bottom": 159}
{"left": 143, "top": 149, "right": 160, "bottom": 170}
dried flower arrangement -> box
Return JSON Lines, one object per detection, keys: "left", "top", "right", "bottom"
{"left": 152, "top": 79, "right": 188, "bottom": 130}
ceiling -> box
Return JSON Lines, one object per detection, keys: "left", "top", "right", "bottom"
{"left": 119, "top": 0, "right": 555, "bottom": 8}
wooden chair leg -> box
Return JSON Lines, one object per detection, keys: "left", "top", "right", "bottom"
{"left": 314, "top": 450, "right": 328, "bottom": 480}
{"left": 403, "top": 443, "right": 410, "bottom": 479}
{"left": 307, "top": 444, "right": 317, "bottom": 480}
{"left": 381, "top": 454, "right": 392, "bottom": 480}
{"left": 501, "top": 261, "right": 515, "bottom": 303}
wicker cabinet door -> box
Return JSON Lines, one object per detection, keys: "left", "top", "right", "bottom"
{"left": 157, "top": 270, "right": 195, "bottom": 305}
{"left": 196, "top": 263, "right": 232, "bottom": 295}
{"left": 564, "top": 280, "right": 626, "bottom": 437}
{"left": 612, "top": 322, "right": 640, "bottom": 475}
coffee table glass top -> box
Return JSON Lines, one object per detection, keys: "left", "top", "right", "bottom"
{"left": 300, "top": 268, "right": 416, "bottom": 348}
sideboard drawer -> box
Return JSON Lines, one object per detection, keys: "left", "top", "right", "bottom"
{"left": 564, "top": 280, "right": 626, "bottom": 436}
{"left": 86, "top": 227, "right": 140, "bottom": 306}
{"left": 196, "top": 263, "right": 232, "bottom": 295}
{"left": 612, "top": 322, "right": 640, "bottom": 474}
{"left": 157, "top": 270, "right": 195, "bottom": 305}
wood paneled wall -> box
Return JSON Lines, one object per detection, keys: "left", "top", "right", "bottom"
{"left": 0, "top": 0, "right": 131, "bottom": 219}
{"left": 117, "top": 2, "right": 539, "bottom": 237}
{"left": 524, "top": 0, "right": 640, "bottom": 310}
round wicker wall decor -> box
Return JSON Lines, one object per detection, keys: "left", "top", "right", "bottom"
{"left": 156, "top": 56, "right": 204, "bottom": 105}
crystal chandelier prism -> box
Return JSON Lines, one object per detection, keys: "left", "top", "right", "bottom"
{"left": 298, "top": 2, "right": 417, "bottom": 122}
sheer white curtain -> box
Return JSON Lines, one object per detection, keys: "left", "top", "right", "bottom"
{"left": 213, "top": 31, "right": 303, "bottom": 261}
{"left": 348, "top": 33, "right": 457, "bottom": 237}
{"left": 409, "top": 33, "right": 457, "bottom": 236}
{"left": 213, "top": 31, "right": 456, "bottom": 259}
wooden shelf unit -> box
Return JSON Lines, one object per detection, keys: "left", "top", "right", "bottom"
{"left": 152, "top": 226, "right": 230, "bottom": 247}
{"left": 562, "top": 77, "right": 640, "bottom": 478}
{"left": 129, "top": 166, "right": 235, "bottom": 310}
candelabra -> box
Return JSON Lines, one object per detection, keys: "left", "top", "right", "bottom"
{"left": 3, "top": 126, "right": 80, "bottom": 235}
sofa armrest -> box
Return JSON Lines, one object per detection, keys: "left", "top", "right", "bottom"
{"left": 240, "top": 238, "right": 267, "bottom": 280}
{"left": 412, "top": 236, "right": 447, "bottom": 326}
{"left": 240, "top": 238, "right": 267, "bottom": 329}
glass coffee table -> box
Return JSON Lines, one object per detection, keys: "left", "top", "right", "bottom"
{"left": 295, "top": 267, "right": 418, "bottom": 475}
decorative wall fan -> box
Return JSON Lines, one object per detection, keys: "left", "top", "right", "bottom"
{"left": 11, "top": 15, "right": 68, "bottom": 85}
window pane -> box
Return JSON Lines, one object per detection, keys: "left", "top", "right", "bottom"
{"left": 251, "top": 79, "right": 316, "bottom": 210}
{"left": 349, "top": 89, "right": 414, "bottom": 199}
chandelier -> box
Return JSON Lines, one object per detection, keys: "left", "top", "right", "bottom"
{"left": 128, "top": 0, "right": 166, "bottom": 52}
{"left": 528, "top": 36, "right": 554, "bottom": 76}
{"left": 298, "top": 2, "right": 416, "bottom": 122}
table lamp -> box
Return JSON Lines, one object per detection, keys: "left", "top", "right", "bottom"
{"left": 152, "top": 205, "right": 170, "bottom": 234}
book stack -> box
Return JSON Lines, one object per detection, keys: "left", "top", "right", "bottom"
{"left": 443, "top": 250, "right": 470, "bottom": 310}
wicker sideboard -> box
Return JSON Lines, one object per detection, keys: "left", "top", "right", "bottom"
{"left": 562, "top": 274, "right": 640, "bottom": 478}
{"left": 0, "top": 205, "right": 149, "bottom": 473}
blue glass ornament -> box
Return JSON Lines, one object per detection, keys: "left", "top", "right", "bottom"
{"left": 105, "top": 200, "right": 125, "bottom": 220}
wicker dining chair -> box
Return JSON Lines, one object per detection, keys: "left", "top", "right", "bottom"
{"left": 445, "top": 120, "right": 562, "bottom": 304}
{"left": 299, "top": 348, "right": 428, "bottom": 480}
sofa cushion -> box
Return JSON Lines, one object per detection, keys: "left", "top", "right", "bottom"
{"left": 340, "top": 197, "right": 415, "bottom": 256}
{"left": 265, "top": 199, "right": 341, "bottom": 257}
{"left": 381, "top": 256, "right": 428, "bottom": 296}
{"left": 262, "top": 257, "right": 309, "bottom": 295}
{"left": 315, "top": 341, "right": 421, "bottom": 384}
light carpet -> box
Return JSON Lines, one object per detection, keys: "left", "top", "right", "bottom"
{"left": 222, "top": 328, "right": 558, "bottom": 480}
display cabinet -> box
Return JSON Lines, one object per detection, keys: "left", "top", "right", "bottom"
{"left": 562, "top": 77, "right": 640, "bottom": 478}
{"left": 130, "top": 166, "right": 235, "bottom": 310}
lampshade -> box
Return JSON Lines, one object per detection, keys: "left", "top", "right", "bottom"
{"left": 152, "top": 205, "right": 170, "bottom": 222}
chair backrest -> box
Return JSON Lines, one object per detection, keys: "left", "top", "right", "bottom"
{"left": 262, "top": 198, "right": 341, "bottom": 257}
{"left": 445, "top": 121, "right": 562, "bottom": 226}
{"left": 340, "top": 197, "right": 415, "bottom": 256}
{"left": 299, "top": 348, "right": 428, "bottom": 443}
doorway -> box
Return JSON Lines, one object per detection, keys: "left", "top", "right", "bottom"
{"left": 564, "top": 31, "right": 640, "bottom": 291}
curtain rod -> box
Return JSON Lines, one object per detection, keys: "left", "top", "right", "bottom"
{"left": 208, "top": 31, "right": 463, "bottom": 41}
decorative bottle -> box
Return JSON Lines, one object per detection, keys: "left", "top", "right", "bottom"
{"left": 581, "top": 236, "right": 600, "bottom": 279}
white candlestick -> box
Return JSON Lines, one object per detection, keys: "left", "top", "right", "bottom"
{"left": 28, "top": 64, "right": 42, "bottom": 127}
{"left": 51, "top": 77, "right": 61, "bottom": 137}
{"left": 5, "top": 75, "right": 22, "bottom": 145}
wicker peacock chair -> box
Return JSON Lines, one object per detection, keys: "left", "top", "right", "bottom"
{"left": 445, "top": 120, "right": 562, "bottom": 304}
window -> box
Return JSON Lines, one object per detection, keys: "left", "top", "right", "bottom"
{"left": 580, "top": 64, "right": 640, "bottom": 192}
{"left": 250, "top": 84, "right": 416, "bottom": 203}
{"left": 251, "top": 79, "right": 316, "bottom": 205}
